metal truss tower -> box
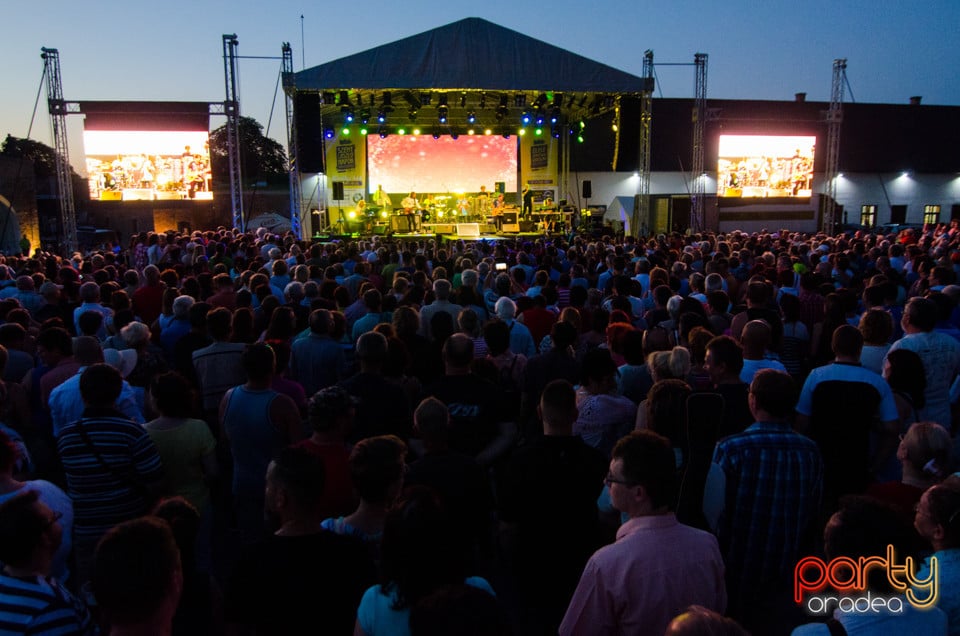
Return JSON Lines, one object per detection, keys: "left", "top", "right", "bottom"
{"left": 40, "top": 48, "right": 77, "bottom": 254}
{"left": 281, "top": 43, "right": 303, "bottom": 239}
{"left": 633, "top": 49, "right": 654, "bottom": 238}
{"left": 822, "top": 59, "right": 846, "bottom": 232}
{"left": 222, "top": 34, "right": 244, "bottom": 232}
{"left": 691, "top": 53, "right": 708, "bottom": 233}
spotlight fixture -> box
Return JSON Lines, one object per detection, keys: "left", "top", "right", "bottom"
{"left": 341, "top": 127, "right": 350, "bottom": 136}
{"left": 323, "top": 127, "right": 335, "bottom": 139}
{"left": 467, "top": 111, "right": 477, "bottom": 124}
{"left": 438, "top": 106, "right": 448, "bottom": 124}
{"left": 496, "top": 95, "right": 508, "bottom": 121}
{"left": 378, "top": 126, "right": 387, "bottom": 138}
{"left": 480, "top": 93, "right": 486, "bottom": 109}
{"left": 518, "top": 128, "right": 526, "bottom": 136}
{"left": 502, "top": 132, "right": 510, "bottom": 139}
{"left": 338, "top": 90, "right": 351, "bottom": 106}
{"left": 397, "top": 127, "right": 406, "bottom": 135}
{"left": 360, "top": 126, "right": 368, "bottom": 136}
{"left": 551, "top": 126, "right": 560, "bottom": 139}
{"left": 484, "top": 128, "right": 492, "bottom": 136}
{"left": 408, "top": 107, "right": 419, "bottom": 122}
{"left": 535, "top": 114, "right": 545, "bottom": 127}
{"left": 380, "top": 210, "right": 388, "bottom": 219}
{"left": 360, "top": 110, "right": 371, "bottom": 124}
{"left": 520, "top": 112, "right": 531, "bottom": 126}
{"left": 534, "top": 128, "right": 542, "bottom": 136}
{"left": 611, "top": 122, "right": 618, "bottom": 132}
{"left": 550, "top": 107, "right": 560, "bottom": 124}
{"left": 421, "top": 92, "right": 432, "bottom": 105}
{"left": 514, "top": 93, "right": 526, "bottom": 108}
{"left": 412, "top": 128, "right": 421, "bottom": 136}
{"left": 467, "top": 128, "right": 475, "bottom": 136}
{"left": 460, "top": 93, "right": 467, "bottom": 107}
{"left": 381, "top": 92, "right": 393, "bottom": 111}
{"left": 348, "top": 210, "right": 356, "bottom": 219}
{"left": 377, "top": 110, "right": 387, "bottom": 124}
{"left": 344, "top": 110, "right": 354, "bottom": 123}
{"left": 432, "top": 129, "right": 441, "bottom": 139}
{"left": 450, "top": 130, "right": 459, "bottom": 140}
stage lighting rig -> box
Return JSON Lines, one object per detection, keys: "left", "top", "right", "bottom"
{"left": 520, "top": 112, "right": 531, "bottom": 126}
{"left": 467, "top": 111, "right": 477, "bottom": 124}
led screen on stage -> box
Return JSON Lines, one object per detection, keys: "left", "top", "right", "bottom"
{"left": 717, "top": 135, "right": 815, "bottom": 198}
{"left": 367, "top": 135, "right": 517, "bottom": 195}
{"left": 83, "top": 130, "right": 212, "bottom": 201}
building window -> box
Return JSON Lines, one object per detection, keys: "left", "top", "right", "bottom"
{"left": 860, "top": 205, "right": 877, "bottom": 228}
{"left": 924, "top": 205, "right": 941, "bottom": 225}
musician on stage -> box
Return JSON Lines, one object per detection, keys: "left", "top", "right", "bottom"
{"left": 373, "top": 184, "right": 392, "bottom": 213}
{"left": 493, "top": 193, "right": 506, "bottom": 209}
{"left": 401, "top": 192, "right": 419, "bottom": 215}
{"left": 522, "top": 184, "right": 534, "bottom": 218}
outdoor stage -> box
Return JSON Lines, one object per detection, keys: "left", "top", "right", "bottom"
{"left": 309, "top": 230, "right": 549, "bottom": 243}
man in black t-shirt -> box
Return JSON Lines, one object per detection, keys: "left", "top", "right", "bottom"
{"left": 423, "top": 334, "right": 513, "bottom": 467}
{"left": 225, "top": 447, "right": 375, "bottom": 634}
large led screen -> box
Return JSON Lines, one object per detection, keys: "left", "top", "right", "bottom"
{"left": 717, "top": 135, "right": 815, "bottom": 198}
{"left": 367, "top": 135, "right": 517, "bottom": 195}
{"left": 83, "top": 130, "right": 212, "bottom": 201}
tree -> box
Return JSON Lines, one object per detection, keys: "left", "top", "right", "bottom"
{"left": 1, "top": 135, "right": 62, "bottom": 178}
{"left": 209, "top": 117, "right": 288, "bottom": 186}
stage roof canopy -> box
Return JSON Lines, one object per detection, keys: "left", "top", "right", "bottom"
{"left": 292, "top": 17, "right": 652, "bottom": 129}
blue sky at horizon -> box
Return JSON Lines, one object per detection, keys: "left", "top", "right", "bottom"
{"left": 4, "top": 0, "right": 958, "bottom": 169}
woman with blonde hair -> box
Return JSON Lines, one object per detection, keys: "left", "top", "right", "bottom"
{"left": 866, "top": 421, "right": 952, "bottom": 521}
{"left": 647, "top": 346, "right": 692, "bottom": 383}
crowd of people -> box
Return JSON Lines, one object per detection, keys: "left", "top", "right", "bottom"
{"left": 3, "top": 220, "right": 960, "bottom": 634}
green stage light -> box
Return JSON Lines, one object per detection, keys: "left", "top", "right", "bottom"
{"left": 341, "top": 127, "right": 350, "bottom": 136}
{"left": 398, "top": 127, "right": 406, "bottom": 135}
{"left": 577, "top": 134, "right": 584, "bottom": 143}
{"left": 360, "top": 127, "right": 368, "bottom": 135}
{"left": 413, "top": 128, "right": 421, "bottom": 135}
{"left": 534, "top": 128, "right": 542, "bottom": 136}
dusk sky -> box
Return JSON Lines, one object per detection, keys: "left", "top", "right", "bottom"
{"left": 5, "top": 0, "right": 959, "bottom": 171}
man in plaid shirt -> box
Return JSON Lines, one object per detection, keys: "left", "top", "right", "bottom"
{"left": 704, "top": 369, "right": 823, "bottom": 628}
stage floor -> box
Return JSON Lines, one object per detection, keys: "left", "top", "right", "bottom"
{"left": 311, "top": 231, "right": 549, "bottom": 242}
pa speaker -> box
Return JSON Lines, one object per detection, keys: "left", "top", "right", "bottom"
{"left": 332, "top": 181, "right": 345, "bottom": 201}
{"left": 295, "top": 93, "right": 324, "bottom": 173}
{"left": 582, "top": 180, "right": 592, "bottom": 199}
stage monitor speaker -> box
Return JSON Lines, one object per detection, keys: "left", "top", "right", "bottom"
{"left": 332, "top": 182, "right": 344, "bottom": 201}
{"left": 582, "top": 180, "right": 592, "bottom": 199}
{"left": 495, "top": 181, "right": 505, "bottom": 194}
{"left": 295, "top": 93, "right": 324, "bottom": 173}
{"left": 503, "top": 223, "right": 520, "bottom": 233}
{"left": 503, "top": 212, "right": 518, "bottom": 224}
{"left": 457, "top": 223, "right": 480, "bottom": 237}
{"left": 390, "top": 216, "right": 418, "bottom": 232}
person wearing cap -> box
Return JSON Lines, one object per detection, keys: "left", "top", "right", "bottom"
{"left": 48, "top": 338, "right": 144, "bottom": 436}
{"left": 293, "top": 385, "right": 358, "bottom": 519}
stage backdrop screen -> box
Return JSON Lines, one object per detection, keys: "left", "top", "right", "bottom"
{"left": 367, "top": 135, "right": 517, "bottom": 195}
{"left": 83, "top": 130, "right": 212, "bottom": 202}
{"left": 717, "top": 135, "right": 815, "bottom": 198}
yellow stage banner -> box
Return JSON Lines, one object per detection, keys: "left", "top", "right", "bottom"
{"left": 325, "top": 134, "right": 367, "bottom": 207}
{"left": 519, "top": 134, "right": 558, "bottom": 202}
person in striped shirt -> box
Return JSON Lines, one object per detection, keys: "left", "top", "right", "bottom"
{"left": 0, "top": 490, "right": 94, "bottom": 634}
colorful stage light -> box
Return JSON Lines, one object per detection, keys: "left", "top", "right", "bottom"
{"left": 413, "top": 128, "right": 421, "bottom": 135}
{"left": 397, "top": 127, "right": 406, "bottom": 135}
{"left": 360, "top": 127, "right": 368, "bottom": 135}
{"left": 377, "top": 111, "right": 386, "bottom": 124}
{"left": 520, "top": 112, "right": 531, "bottom": 126}
{"left": 467, "top": 111, "right": 476, "bottom": 124}
{"left": 380, "top": 210, "right": 388, "bottom": 218}
{"left": 348, "top": 211, "right": 357, "bottom": 219}
{"left": 484, "top": 128, "right": 492, "bottom": 136}
{"left": 534, "top": 128, "right": 542, "bottom": 136}
{"left": 341, "top": 127, "right": 350, "bottom": 136}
